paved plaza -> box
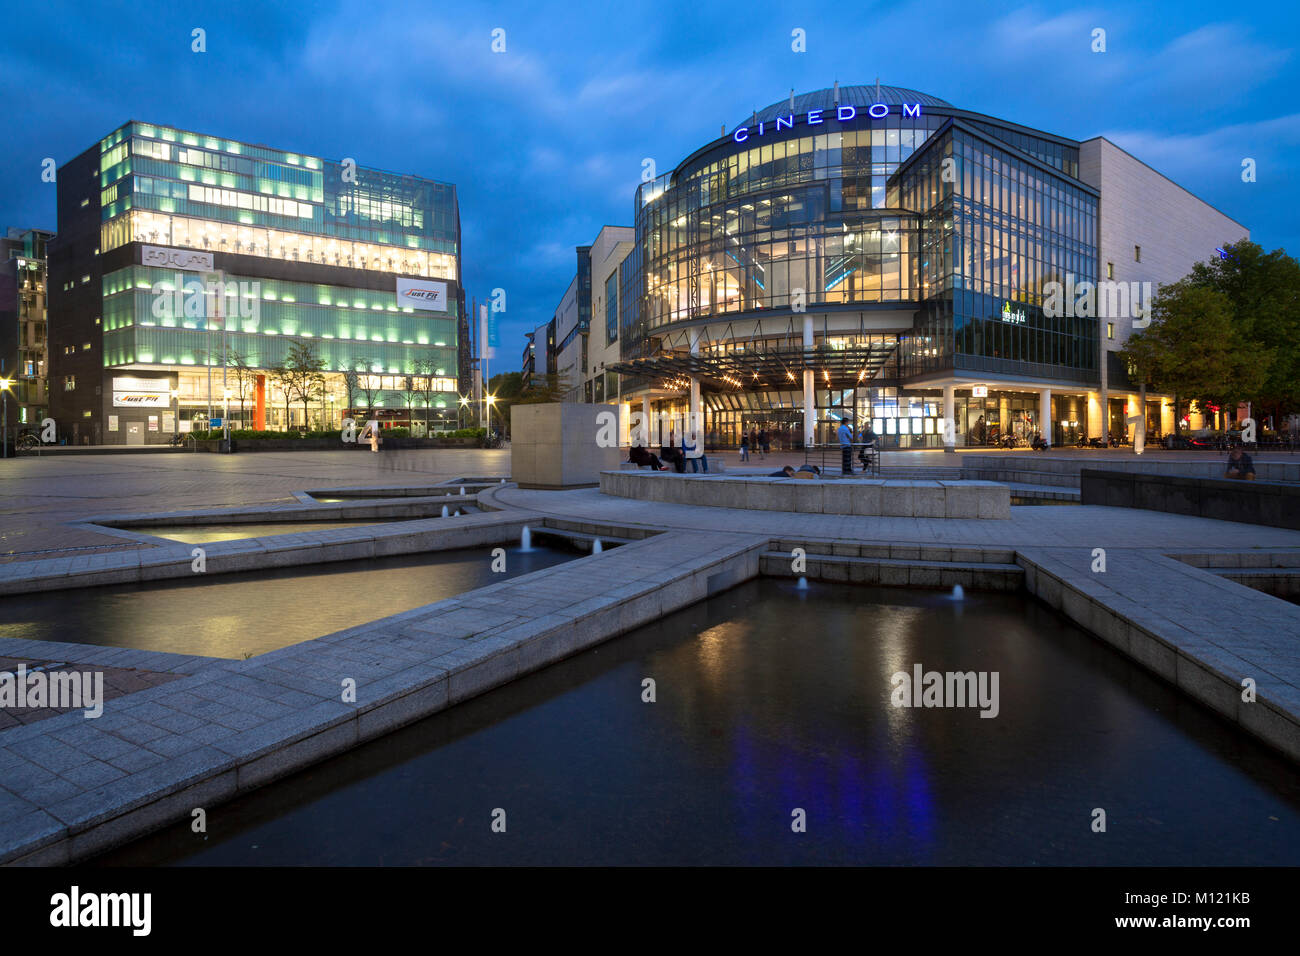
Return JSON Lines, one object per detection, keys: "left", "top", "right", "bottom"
{"left": 0, "top": 448, "right": 1297, "bottom": 864}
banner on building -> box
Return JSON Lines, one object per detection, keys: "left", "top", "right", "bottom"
{"left": 396, "top": 278, "right": 449, "bottom": 312}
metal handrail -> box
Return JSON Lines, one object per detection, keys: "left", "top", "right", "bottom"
{"left": 805, "top": 441, "right": 879, "bottom": 476}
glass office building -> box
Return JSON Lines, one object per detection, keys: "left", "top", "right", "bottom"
{"left": 610, "top": 84, "right": 1107, "bottom": 448}
{"left": 49, "top": 121, "right": 462, "bottom": 444}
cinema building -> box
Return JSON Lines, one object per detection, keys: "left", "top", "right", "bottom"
{"left": 579, "top": 83, "right": 1247, "bottom": 449}
{"left": 48, "top": 121, "right": 463, "bottom": 444}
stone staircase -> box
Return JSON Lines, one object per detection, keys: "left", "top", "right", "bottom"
{"left": 762, "top": 539, "right": 1024, "bottom": 591}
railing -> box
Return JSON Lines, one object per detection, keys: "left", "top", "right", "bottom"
{"left": 805, "top": 442, "right": 880, "bottom": 476}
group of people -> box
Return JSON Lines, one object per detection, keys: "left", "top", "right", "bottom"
{"left": 836, "top": 421, "right": 879, "bottom": 474}
{"left": 627, "top": 428, "right": 709, "bottom": 474}
{"left": 738, "top": 429, "right": 771, "bottom": 462}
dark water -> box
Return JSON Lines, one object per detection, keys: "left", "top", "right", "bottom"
{"left": 96, "top": 580, "right": 1300, "bottom": 865}
{"left": 0, "top": 546, "right": 570, "bottom": 659}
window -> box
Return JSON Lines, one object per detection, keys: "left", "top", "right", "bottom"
{"left": 1134, "top": 245, "right": 1141, "bottom": 262}
{"left": 64, "top": 376, "right": 76, "bottom": 391}
{"left": 80, "top": 198, "right": 90, "bottom": 207}
{"left": 605, "top": 271, "right": 618, "bottom": 345}
{"left": 1107, "top": 322, "right": 1114, "bottom": 340}
{"left": 82, "top": 342, "right": 91, "bottom": 350}
{"left": 1106, "top": 262, "right": 1113, "bottom": 279}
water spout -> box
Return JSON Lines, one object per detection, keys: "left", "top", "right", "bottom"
{"left": 592, "top": 538, "right": 603, "bottom": 554}
{"left": 520, "top": 525, "right": 533, "bottom": 552}
{"left": 459, "top": 486, "right": 465, "bottom": 495}
{"left": 951, "top": 584, "right": 965, "bottom": 601}
{"left": 796, "top": 576, "right": 809, "bottom": 590}
{"left": 441, "top": 505, "right": 449, "bottom": 518}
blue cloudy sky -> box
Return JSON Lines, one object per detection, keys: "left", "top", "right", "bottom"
{"left": 1, "top": 0, "right": 1297, "bottom": 360}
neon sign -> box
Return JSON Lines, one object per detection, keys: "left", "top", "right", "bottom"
{"left": 1000, "top": 302, "right": 1027, "bottom": 325}
{"left": 733, "top": 102, "right": 923, "bottom": 143}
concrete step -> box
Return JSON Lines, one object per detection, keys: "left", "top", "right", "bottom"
{"left": 760, "top": 550, "right": 1023, "bottom": 591}
{"left": 877, "top": 468, "right": 965, "bottom": 480}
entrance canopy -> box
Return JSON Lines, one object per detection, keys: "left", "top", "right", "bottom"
{"left": 607, "top": 342, "right": 900, "bottom": 393}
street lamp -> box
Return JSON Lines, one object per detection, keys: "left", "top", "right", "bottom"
{"left": 0, "top": 377, "right": 11, "bottom": 459}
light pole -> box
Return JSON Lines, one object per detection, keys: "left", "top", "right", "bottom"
{"left": 0, "top": 375, "right": 11, "bottom": 459}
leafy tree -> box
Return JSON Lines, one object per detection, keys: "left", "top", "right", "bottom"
{"left": 1184, "top": 240, "right": 1300, "bottom": 422}
{"left": 516, "top": 371, "right": 573, "bottom": 405}
{"left": 1121, "top": 281, "right": 1268, "bottom": 434}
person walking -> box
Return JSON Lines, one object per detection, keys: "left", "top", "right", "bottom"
{"left": 684, "top": 431, "right": 708, "bottom": 473}
{"left": 837, "top": 419, "right": 854, "bottom": 474}
{"left": 759, "top": 429, "right": 770, "bottom": 459}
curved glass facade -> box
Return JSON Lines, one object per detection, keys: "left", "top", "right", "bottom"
{"left": 623, "top": 86, "right": 1100, "bottom": 392}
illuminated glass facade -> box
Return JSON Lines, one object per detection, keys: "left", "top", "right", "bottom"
{"left": 49, "top": 121, "right": 463, "bottom": 443}
{"left": 612, "top": 84, "right": 1105, "bottom": 447}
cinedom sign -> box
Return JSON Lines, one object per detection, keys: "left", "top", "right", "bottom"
{"left": 733, "top": 103, "right": 923, "bottom": 143}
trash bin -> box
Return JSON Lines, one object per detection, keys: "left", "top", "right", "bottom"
{"left": 219, "top": 437, "right": 237, "bottom": 453}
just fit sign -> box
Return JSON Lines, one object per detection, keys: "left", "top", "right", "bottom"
{"left": 733, "top": 102, "right": 923, "bottom": 143}
{"left": 396, "top": 277, "right": 448, "bottom": 312}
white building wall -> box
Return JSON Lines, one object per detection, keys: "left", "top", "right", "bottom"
{"left": 586, "top": 226, "right": 634, "bottom": 402}
{"left": 1078, "top": 137, "right": 1249, "bottom": 354}
{"left": 552, "top": 277, "right": 580, "bottom": 394}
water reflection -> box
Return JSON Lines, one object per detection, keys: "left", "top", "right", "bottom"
{"left": 97, "top": 580, "right": 1300, "bottom": 866}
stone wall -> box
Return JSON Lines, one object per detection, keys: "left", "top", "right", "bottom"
{"left": 600, "top": 471, "right": 1010, "bottom": 518}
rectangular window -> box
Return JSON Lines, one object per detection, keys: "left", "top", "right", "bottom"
{"left": 64, "top": 376, "right": 76, "bottom": 391}
{"left": 1107, "top": 322, "right": 1114, "bottom": 340}
{"left": 1134, "top": 245, "right": 1141, "bottom": 262}
{"left": 605, "top": 271, "right": 618, "bottom": 345}
{"left": 83, "top": 342, "right": 91, "bottom": 350}
{"left": 1106, "top": 262, "right": 1113, "bottom": 279}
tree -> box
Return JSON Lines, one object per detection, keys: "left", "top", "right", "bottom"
{"left": 283, "top": 341, "right": 327, "bottom": 430}
{"left": 353, "top": 365, "right": 380, "bottom": 422}
{"left": 1185, "top": 240, "right": 1300, "bottom": 424}
{"left": 1120, "top": 281, "right": 1268, "bottom": 435}
{"left": 341, "top": 370, "right": 360, "bottom": 423}
{"left": 268, "top": 363, "right": 293, "bottom": 429}
{"left": 485, "top": 371, "right": 525, "bottom": 433}
{"left": 516, "top": 371, "right": 573, "bottom": 405}
{"left": 229, "top": 350, "right": 258, "bottom": 427}
{"left": 412, "top": 358, "right": 438, "bottom": 436}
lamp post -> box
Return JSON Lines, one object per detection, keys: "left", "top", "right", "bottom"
{"left": 0, "top": 376, "right": 11, "bottom": 459}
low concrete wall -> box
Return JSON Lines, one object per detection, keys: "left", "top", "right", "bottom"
{"left": 1080, "top": 469, "right": 1300, "bottom": 530}
{"left": 964, "top": 454, "right": 1300, "bottom": 487}
{"left": 600, "top": 471, "right": 1010, "bottom": 518}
